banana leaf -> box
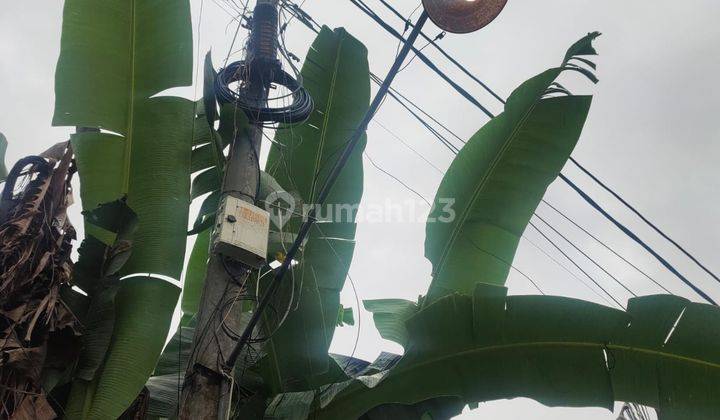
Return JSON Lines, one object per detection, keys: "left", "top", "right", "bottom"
{"left": 309, "top": 285, "right": 720, "bottom": 420}
{"left": 363, "top": 299, "right": 419, "bottom": 348}
{"left": 262, "top": 25, "right": 370, "bottom": 390}
{"left": 54, "top": 1, "right": 193, "bottom": 417}
{"left": 424, "top": 32, "right": 600, "bottom": 303}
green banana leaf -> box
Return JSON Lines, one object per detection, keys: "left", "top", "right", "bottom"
{"left": 71, "top": 200, "right": 138, "bottom": 383}
{"left": 262, "top": 25, "right": 370, "bottom": 390}
{"left": 267, "top": 353, "right": 465, "bottom": 420}
{"left": 363, "top": 299, "right": 418, "bottom": 348}
{"left": 54, "top": 1, "right": 193, "bottom": 418}
{"left": 309, "top": 285, "right": 720, "bottom": 420}
{"left": 424, "top": 32, "right": 600, "bottom": 303}
{"left": 0, "top": 132, "right": 8, "bottom": 182}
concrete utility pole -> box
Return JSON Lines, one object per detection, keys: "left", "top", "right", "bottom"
{"left": 179, "top": 1, "right": 279, "bottom": 418}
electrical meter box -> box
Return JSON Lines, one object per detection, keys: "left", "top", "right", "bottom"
{"left": 213, "top": 195, "right": 270, "bottom": 268}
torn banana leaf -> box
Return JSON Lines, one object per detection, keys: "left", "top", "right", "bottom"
{"left": 424, "top": 32, "right": 600, "bottom": 303}
{"left": 313, "top": 285, "right": 720, "bottom": 420}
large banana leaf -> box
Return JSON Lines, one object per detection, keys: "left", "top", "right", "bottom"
{"left": 424, "top": 33, "right": 599, "bottom": 303}
{"left": 262, "top": 26, "right": 370, "bottom": 390}
{"left": 54, "top": 1, "right": 193, "bottom": 418}
{"left": 304, "top": 285, "right": 720, "bottom": 419}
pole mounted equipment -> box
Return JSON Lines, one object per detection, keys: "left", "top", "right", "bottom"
{"left": 215, "top": 0, "right": 313, "bottom": 125}
{"left": 422, "top": 0, "right": 508, "bottom": 33}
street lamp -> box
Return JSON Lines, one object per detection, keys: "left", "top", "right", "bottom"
{"left": 423, "top": 0, "right": 508, "bottom": 33}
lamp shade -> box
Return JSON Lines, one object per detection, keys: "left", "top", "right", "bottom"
{"left": 422, "top": 0, "right": 508, "bottom": 34}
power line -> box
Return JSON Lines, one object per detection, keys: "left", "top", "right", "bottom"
{"left": 569, "top": 157, "right": 720, "bottom": 285}
{"left": 541, "top": 200, "right": 673, "bottom": 295}
{"left": 533, "top": 213, "right": 638, "bottom": 298}
{"left": 347, "top": 0, "right": 496, "bottom": 118}
{"left": 373, "top": 0, "right": 506, "bottom": 104}
{"left": 280, "top": 1, "right": 650, "bottom": 305}
{"left": 364, "top": 151, "right": 432, "bottom": 206}
{"left": 559, "top": 174, "right": 717, "bottom": 305}
{"left": 522, "top": 234, "right": 616, "bottom": 308}
{"left": 529, "top": 221, "right": 625, "bottom": 309}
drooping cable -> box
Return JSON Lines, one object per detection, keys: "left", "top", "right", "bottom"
{"left": 569, "top": 157, "right": 720, "bottom": 285}
{"left": 541, "top": 200, "right": 673, "bottom": 295}
{"left": 347, "top": 0, "right": 495, "bottom": 118}
{"left": 533, "top": 214, "right": 638, "bottom": 297}
{"left": 529, "top": 221, "right": 625, "bottom": 309}
{"left": 373, "top": 0, "right": 506, "bottom": 104}
{"left": 559, "top": 174, "right": 717, "bottom": 305}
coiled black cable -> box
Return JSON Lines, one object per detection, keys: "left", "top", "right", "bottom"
{"left": 215, "top": 61, "right": 313, "bottom": 124}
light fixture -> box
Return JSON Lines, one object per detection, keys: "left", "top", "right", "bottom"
{"left": 422, "top": 0, "right": 508, "bottom": 34}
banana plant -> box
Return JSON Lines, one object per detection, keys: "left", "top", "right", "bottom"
{"left": 53, "top": 0, "right": 194, "bottom": 418}
{"left": 45, "top": 1, "right": 720, "bottom": 417}
{"left": 266, "top": 33, "right": 720, "bottom": 420}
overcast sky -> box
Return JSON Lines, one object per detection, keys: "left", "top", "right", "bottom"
{"left": 2, "top": 1, "right": 719, "bottom": 419}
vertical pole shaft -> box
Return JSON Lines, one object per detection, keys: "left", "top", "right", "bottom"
{"left": 179, "top": 2, "right": 279, "bottom": 419}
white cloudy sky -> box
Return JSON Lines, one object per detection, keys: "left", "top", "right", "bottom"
{"left": 2, "top": 1, "right": 719, "bottom": 419}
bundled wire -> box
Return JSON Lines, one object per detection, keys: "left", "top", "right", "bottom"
{"left": 215, "top": 60, "right": 314, "bottom": 124}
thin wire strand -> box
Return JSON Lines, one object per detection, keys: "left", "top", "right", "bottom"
{"left": 529, "top": 222, "right": 625, "bottom": 309}
{"left": 541, "top": 200, "right": 672, "bottom": 294}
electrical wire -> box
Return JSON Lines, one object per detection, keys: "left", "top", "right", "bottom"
{"left": 373, "top": 0, "right": 506, "bottom": 104}
{"left": 533, "top": 213, "right": 638, "bottom": 297}
{"left": 559, "top": 174, "right": 717, "bottom": 305}
{"left": 334, "top": 1, "right": 716, "bottom": 304}
{"left": 283, "top": 1, "right": 637, "bottom": 305}
{"left": 347, "top": 0, "right": 495, "bottom": 118}
{"left": 568, "top": 157, "right": 720, "bottom": 285}
{"left": 529, "top": 221, "right": 625, "bottom": 309}
{"left": 216, "top": 61, "right": 314, "bottom": 124}
{"left": 364, "top": 151, "right": 432, "bottom": 206}
{"left": 352, "top": 0, "right": 719, "bottom": 304}
{"left": 541, "top": 200, "right": 673, "bottom": 295}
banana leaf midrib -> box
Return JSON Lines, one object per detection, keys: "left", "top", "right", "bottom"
{"left": 309, "top": 36, "right": 345, "bottom": 203}
{"left": 121, "top": 0, "right": 137, "bottom": 195}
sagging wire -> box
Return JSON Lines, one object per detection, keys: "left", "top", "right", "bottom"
{"left": 529, "top": 221, "right": 625, "bottom": 309}
{"left": 541, "top": 200, "right": 673, "bottom": 295}
{"left": 533, "top": 213, "right": 638, "bottom": 298}
{"left": 522, "top": 233, "right": 617, "bottom": 308}
{"left": 568, "top": 157, "right": 720, "bottom": 286}
{"left": 364, "top": 151, "right": 432, "bottom": 207}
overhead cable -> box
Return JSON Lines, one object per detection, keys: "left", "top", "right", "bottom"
{"left": 569, "top": 157, "right": 720, "bottom": 285}
{"left": 373, "top": 0, "right": 506, "bottom": 104}
{"left": 529, "top": 222, "right": 625, "bottom": 309}
{"left": 559, "top": 174, "right": 717, "bottom": 305}
{"left": 347, "top": 0, "right": 495, "bottom": 118}
{"left": 541, "top": 200, "right": 673, "bottom": 295}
